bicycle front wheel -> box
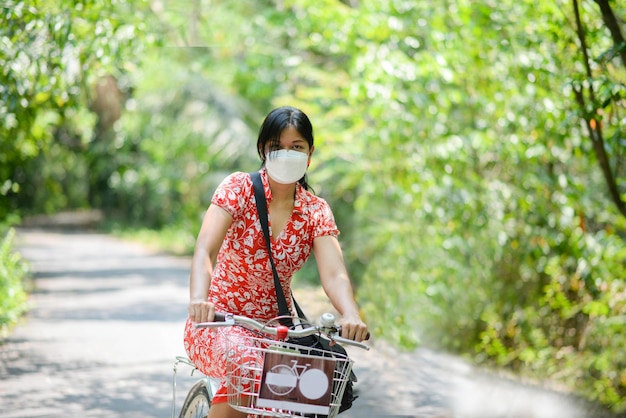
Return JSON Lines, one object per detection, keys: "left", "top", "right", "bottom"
{"left": 179, "top": 380, "right": 211, "bottom": 418}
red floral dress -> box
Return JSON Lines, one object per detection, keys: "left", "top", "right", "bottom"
{"left": 183, "top": 169, "right": 339, "bottom": 404}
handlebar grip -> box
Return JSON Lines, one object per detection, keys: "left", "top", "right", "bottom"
{"left": 213, "top": 312, "right": 228, "bottom": 322}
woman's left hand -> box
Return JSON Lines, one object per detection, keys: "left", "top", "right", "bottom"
{"left": 338, "top": 313, "right": 369, "bottom": 342}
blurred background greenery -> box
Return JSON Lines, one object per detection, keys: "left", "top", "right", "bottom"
{"left": 1, "top": 0, "right": 625, "bottom": 412}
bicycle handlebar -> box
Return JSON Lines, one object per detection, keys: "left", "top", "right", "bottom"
{"left": 195, "top": 312, "right": 370, "bottom": 351}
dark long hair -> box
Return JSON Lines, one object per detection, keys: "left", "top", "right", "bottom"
{"left": 256, "top": 106, "right": 314, "bottom": 191}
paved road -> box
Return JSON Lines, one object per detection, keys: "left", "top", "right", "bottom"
{"left": 0, "top": 228, "right": 615, "bottom": 417}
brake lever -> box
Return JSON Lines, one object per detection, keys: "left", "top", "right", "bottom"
{"left": 331, "top": 334, "right": 370, "bottom": 350}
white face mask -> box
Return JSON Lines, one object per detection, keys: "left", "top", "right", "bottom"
{"left": 265, "top": 150, "right": 309, "bottom": 184}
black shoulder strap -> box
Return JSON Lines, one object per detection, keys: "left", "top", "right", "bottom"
{"left": 250, "top": 172, "right": 307, "bottom": 326}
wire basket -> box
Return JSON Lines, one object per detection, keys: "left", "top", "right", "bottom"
{"left": 224, "top": 332, "right": 353, "bottom": 418}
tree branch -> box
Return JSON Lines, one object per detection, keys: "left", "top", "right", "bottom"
{"left": 572, "top": 0, "right": 626, "bottom": 218}
{"left": 593, "top": 0, "right": 626, "bottom": 67}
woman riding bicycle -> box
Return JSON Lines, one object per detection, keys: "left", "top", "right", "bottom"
{"left": 184, "top": 106, "right": 369, "bottom": 418}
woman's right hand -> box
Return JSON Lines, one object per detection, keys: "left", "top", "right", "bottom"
{"left": 188, "top": 300, "right": 216, "bottom": 323}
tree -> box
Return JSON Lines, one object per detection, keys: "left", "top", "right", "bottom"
{"left": 0, "top": 0, "right": 154, "bottom": 218}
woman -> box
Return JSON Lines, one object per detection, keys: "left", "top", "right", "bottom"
{"left": 184, "top": 106, "right": 369, "bottom": 418}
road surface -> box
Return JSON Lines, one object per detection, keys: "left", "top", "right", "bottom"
{"left": 0, "top": 227, "right": 617, "bottom": 417}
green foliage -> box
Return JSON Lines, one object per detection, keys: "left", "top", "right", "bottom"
{"left": 0, "top": 0, "right": 156, "bottom": 217}
{"left": 0, "top": 228, "right": 29, "bottom": 338}
{"left": 109, "top": 49, "right": 260, "bottom": 228}
{"left": 475, "top": 223, "right": 626, "bottom": 408}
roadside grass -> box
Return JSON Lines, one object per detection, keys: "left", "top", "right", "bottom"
{"left": 104, "top": 221, "right": 197, "bottom": 257}
{"left": 0, "top": 227, "right": 31, "bottom": 340}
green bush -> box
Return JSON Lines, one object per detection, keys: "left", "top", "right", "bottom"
{"left": 0, "top": 228, "right": 29, "bottom": 337}
{"left": 473, "top": 223, "right": 626, "bottom": 411}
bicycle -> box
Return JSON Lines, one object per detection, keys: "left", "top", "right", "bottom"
{"left": 171, "top": 312, "right": 369, "bottom": 418}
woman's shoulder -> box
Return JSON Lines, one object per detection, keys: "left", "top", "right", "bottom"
{"left": 299, "top": 187, "right": 332, "bottom": 210}
{"left": 213, "top": 171, "right": 253, "bottom": 200}
{"left": 218, "top": 171, "right": 254, "bottom": 189}
{"left": 212, "top": 171, "right": 255, "bottom": 215}
{"left": 298, "top": 187, "right": 339, "bottom": 235}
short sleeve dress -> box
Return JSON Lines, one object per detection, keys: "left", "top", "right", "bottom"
{"left": 183, "top": 169, "right": 339, "bottom": 404}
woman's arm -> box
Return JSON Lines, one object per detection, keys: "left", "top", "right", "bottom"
{"left": 313, "top": 235, "right": 368, "bottom": 341}
{"left": 187, "top": 204, "right": 232, "bottom": 323}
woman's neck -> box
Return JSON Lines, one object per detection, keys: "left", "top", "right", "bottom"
{"left": 268, "top": 178, "right": 297, "bottom": 202}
